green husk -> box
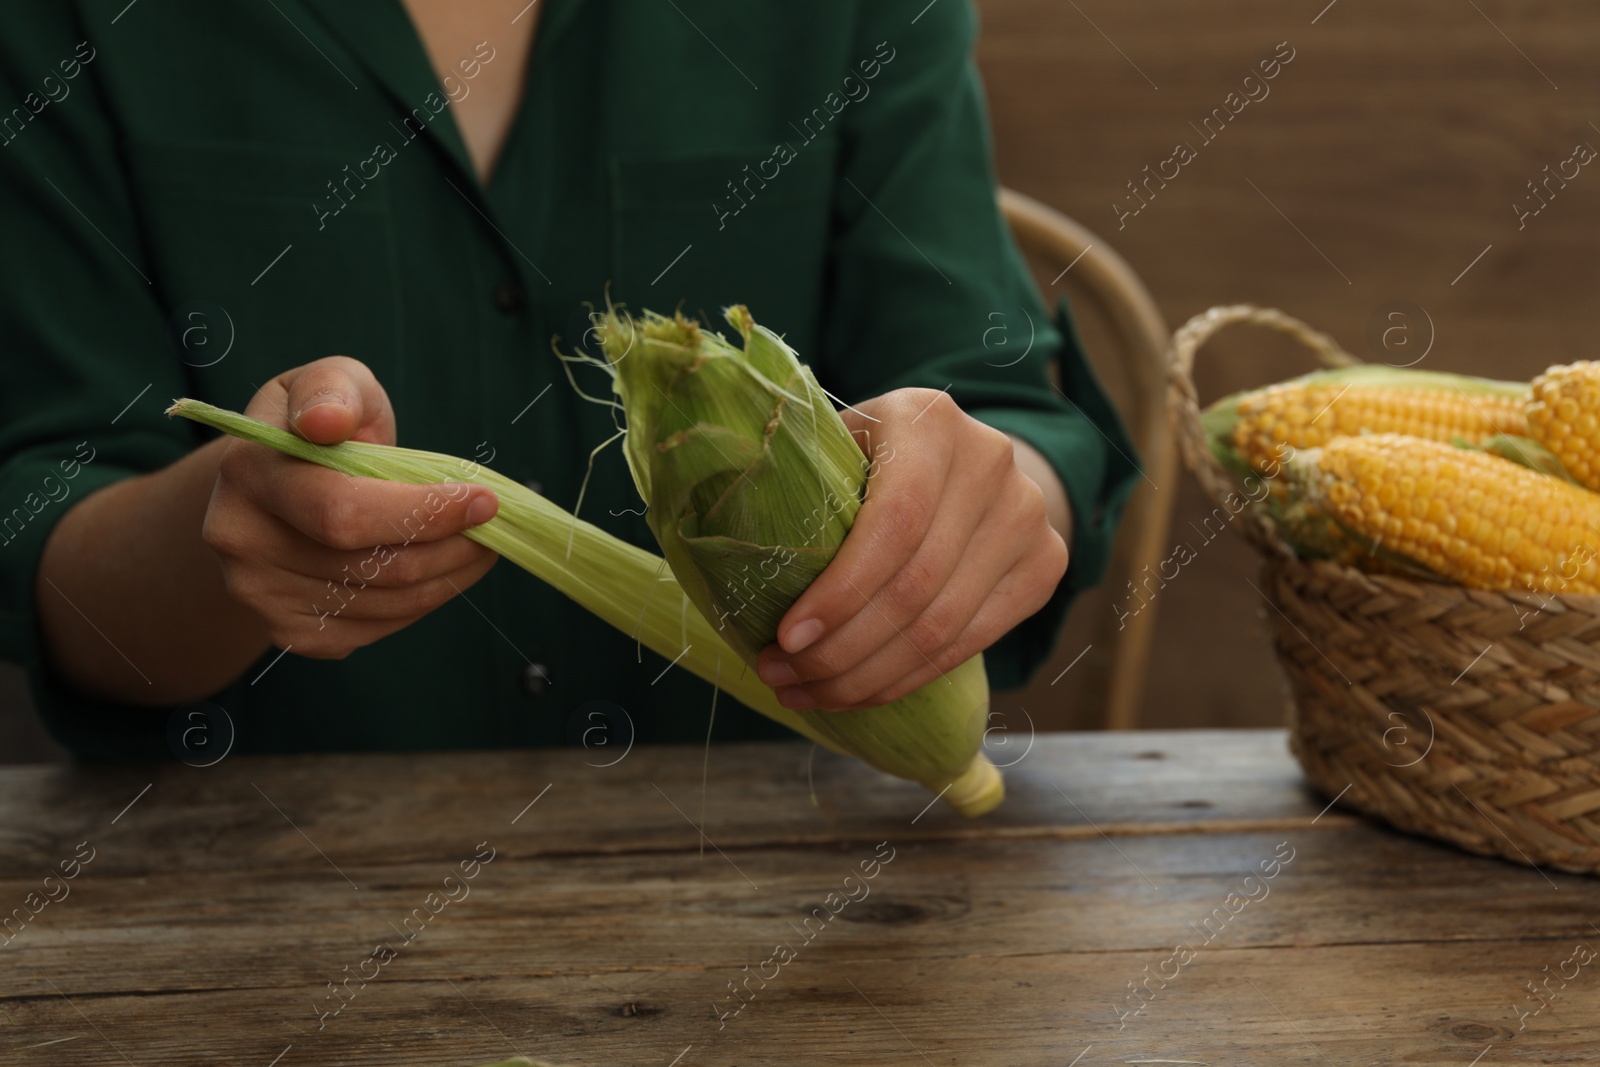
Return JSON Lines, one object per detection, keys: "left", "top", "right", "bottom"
{"left": 595, "top": 304, "right": 874, "bottom": 662}
{"left": 1461, "top": 432, "right": 1580, "bottom": 484}
{"left": 168, "top": 339, "right": 1001, "bottom": 814}
{"left": 583, "top": 302, "right": 995, "bottom": 813}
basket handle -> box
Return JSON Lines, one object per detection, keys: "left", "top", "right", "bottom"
{"left": 1165, "top": 305, "right": 1361, "bottom": 558}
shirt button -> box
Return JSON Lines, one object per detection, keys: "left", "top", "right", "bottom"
{"left": 493, "top": 281, "right": 525, "bottom": 315}
{"left": 522, "top": 478, "right": 544, "bottom": 496}
{"left": 521, "top": 662, "right": 551, "bottom": 698}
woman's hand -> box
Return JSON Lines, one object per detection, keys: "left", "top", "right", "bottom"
{"left": 202, "top": 357, "right": 500, "bottom": 660}
{"left": 755, "top": 388, "right": 1070, "bottom": 711}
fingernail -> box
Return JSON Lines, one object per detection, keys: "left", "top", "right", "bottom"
{"left": 291, "top": 394, "right": 343, "bottom": 424}
{"left": 759, "top": 660, "right": 799, "bottom": 687}
{"left": 466, "top": 493, "right": 498, "bottom": 527}
{"left": 777, "top": 686, "right": 815, "bottom": 711}
{"left": 783, "top": 618, "right": 825, "bottom": 653}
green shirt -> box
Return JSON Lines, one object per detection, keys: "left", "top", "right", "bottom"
{"left": 0, "top": 0, "right": 1138, "bottom": 759}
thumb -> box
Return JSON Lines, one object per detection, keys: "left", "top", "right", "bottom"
{"left": 281, "top": 356, "right": 397, "bottom": 446}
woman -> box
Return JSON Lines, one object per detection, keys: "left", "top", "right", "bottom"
{"left": 0, "top": 0, "right": 1137, "bottom": 757}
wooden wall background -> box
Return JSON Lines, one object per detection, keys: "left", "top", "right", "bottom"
{"left": 5, "top": 1, "right": 1599, "bottom": 760}
{"left": 988, "top": 0, "right": 1600, "bottom": 730}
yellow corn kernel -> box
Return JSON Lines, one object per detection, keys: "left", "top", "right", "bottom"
{"left": 1528, "top": 361, "right": 1600, "bottom": 492}
{"left": 1230, "top": 380, "right": 1528, "bottom": 474}
{"left": 1294, "top": 434, "right": 1600, "bottom": 594}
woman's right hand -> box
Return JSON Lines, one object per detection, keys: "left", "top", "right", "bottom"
{"left": 201, "top": 356, "right": 500, "bottom": 659}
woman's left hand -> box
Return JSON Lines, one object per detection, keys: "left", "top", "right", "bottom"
{"left": 755, "top": 387, "right": 1070, "bottom": 711}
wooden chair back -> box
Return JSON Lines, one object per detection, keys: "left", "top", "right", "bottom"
{"left": 999, "top": 187, "right": 1175, "bottom": 730}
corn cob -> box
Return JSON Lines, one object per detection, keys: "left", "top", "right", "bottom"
{"left": 1203, "top": 366, "right": 1530, "bottom": 479}
{"left": 593, "top": 304, "right": 866, "bottom": 665}
{"left": 1286, "top": 433, "right": 1600, "bottom": 594}
{"left": 587, "top": 303, "right": 997, "bottom": 809}
{"left": 1527, "top": 361, "right": 1600, "bottom": 493}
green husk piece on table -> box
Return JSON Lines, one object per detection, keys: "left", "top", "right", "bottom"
{"left": 167, "top": 308, "right": 1000, "bottom": 815}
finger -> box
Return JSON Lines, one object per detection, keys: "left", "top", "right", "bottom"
{"left": 779, "top": 472, "right": 1065, "bottom": 710}
{"left": 243, "top": 511, "right": 498, "bottom": 590}
{"left": 288, "top": 356, "right": 396, "bottom": 444}
{"left": 757, "top": 452, "right": 996, "bottom": 686}
{"left": 778, "top": 506, "right": 1029, "bottom": 710}
{"left": 773, "top": 390, "right": 958, "bottom": 656}
{"left": 300, "top": 546, "right": 498, "bottom": 623}
{"left": 268, "top": 552, "right": 498, "bottom": 659}
{"left": 241, "top": 356, "right": 396, "bottom": 445}
{"left": 254, "top": 467, "right": 498, "bottom": 553}
{"left": 854, "top": 552, "right": 1066, "bottom": 707}
{"left": 336, "top": 536, "right": 497, "bottom": 590}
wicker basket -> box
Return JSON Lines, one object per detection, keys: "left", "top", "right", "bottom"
{"left": 1169, "top": 305, "right": 1600, "bottom": 875}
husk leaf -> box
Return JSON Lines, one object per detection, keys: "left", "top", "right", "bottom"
{"left": 167, "top": 398, "right": 1000, "bottom": 815}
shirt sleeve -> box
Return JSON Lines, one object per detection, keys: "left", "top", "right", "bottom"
{"left": 0, "top": 7, "right": 200, "bottom": 753}
{"left": 814, "top": 0, "right": 1142, "bottom": 689}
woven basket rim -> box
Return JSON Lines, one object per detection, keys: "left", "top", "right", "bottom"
{"left": 1269, "top": 554, "right": 1600, "bottom": 608}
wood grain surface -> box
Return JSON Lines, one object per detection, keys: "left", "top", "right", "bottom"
{"left": 4, "top": 730, "right": 1597, "bottom": 1065}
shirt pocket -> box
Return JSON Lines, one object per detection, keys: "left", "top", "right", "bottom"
{"left": 121, "top": 136, "right": 405, "bottom": 404}
{"left": 607, "top": 138, "right": 838, "bottom": 357}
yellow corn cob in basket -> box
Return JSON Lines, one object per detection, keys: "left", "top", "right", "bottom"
{"left": 1204, "top": 365, "right": 1530, "bottom": 478}
{"left": 1284, "top": 433, "right": 1600, "bottom": 595}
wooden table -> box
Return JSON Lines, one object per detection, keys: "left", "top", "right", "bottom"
{"left": 2, "top": 729, "right": 1596, "bottom": 1065}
